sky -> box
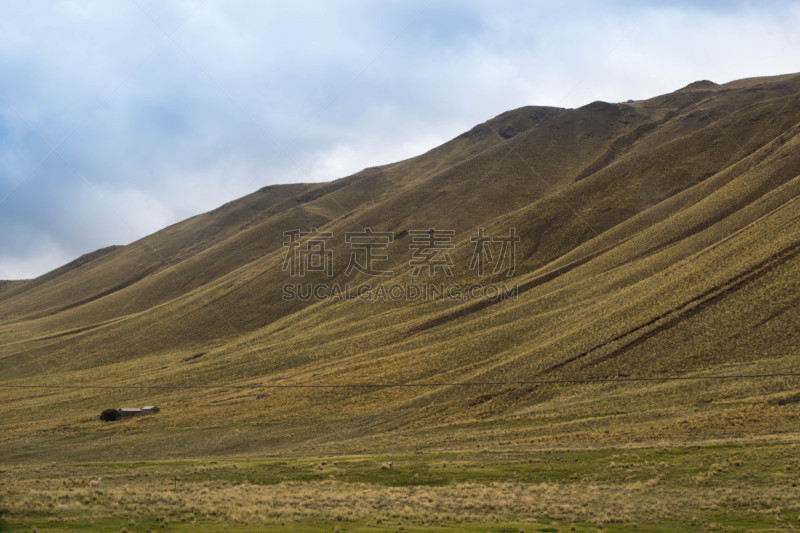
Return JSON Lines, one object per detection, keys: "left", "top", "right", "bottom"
{"left": 1, "top": 0, "right": 799, "bottom": 280}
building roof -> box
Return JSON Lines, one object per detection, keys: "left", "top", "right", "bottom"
{"left": 120, "top": 408, "right": 142, "bottom": 412}
{"left": 142, "top": 405, "right": 157, "bottom": 409}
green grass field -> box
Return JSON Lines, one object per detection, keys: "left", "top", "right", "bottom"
{"left": 4, "top": 442, "right": 800, "bottom": 532}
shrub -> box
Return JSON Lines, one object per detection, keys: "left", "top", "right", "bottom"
{"left": 99, "top": 408, "right": 121, "bottom": 422}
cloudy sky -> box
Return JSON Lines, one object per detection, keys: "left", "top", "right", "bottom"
{"left": 1, "top": 0, "right": 799, "bottom": 279}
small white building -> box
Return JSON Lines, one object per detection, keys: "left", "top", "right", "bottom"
{"left": 119, "top": 406, "right": 160, "bottom": 419}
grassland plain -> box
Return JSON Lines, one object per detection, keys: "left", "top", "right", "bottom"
{"left": 2, "top": 73, "right": 800, "bottom": 530}
{"left": 3, "top": 443, "right": 800, "bottom": 532}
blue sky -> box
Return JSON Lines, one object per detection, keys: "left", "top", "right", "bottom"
{"left": 1, "top": 0, "right": 799, "bottom": 279}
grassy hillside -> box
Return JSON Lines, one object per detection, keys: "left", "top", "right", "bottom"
{"left": 1, "top": 73, "right": 800, "bottom": 465}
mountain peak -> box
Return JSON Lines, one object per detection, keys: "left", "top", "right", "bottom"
{"left": 680, "top": 79, "right": 719, "bottom": 91}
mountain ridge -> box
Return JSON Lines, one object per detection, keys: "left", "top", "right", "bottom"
{"left": 1, "top": 72, "right": 800, "bottom": 462}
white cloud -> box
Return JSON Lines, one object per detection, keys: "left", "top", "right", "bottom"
{"left": 0, "top": 226, "right": 73, "bottom": 280}
{"left": 1, "top": 0, "right": 800, "bottom": 278}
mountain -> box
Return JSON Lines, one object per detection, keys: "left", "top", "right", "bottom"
{"left": 2, "top": 73, "right": 800, "bottom": 462}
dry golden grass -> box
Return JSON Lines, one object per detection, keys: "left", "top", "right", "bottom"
{"left": 5, "top": 478, "right": 786, "bottom": 525}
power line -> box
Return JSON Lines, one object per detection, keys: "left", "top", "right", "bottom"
{"left": 2, "top": 372, "right": 800, "bottom": 391}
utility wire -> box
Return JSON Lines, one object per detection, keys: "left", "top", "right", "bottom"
{"left": 2, "top": 372, "right": 800, "bottom": 391}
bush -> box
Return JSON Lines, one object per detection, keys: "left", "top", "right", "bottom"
{"left": 99, "top": 408, "right": 121, "bottom": 422}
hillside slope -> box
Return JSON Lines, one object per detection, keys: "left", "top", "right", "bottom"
{"left": 1, "top": 73, "right": 800, "bottom": 462}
